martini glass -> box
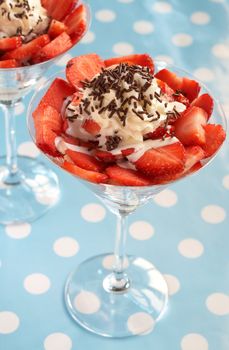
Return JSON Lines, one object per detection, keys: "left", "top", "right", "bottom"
{"left": 27, "top": 62, "right": 227, "bottom": 337}
{"left": 0, "top": 3, "right": 91, "bottom": 225}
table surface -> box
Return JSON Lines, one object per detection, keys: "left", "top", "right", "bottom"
{"left": 0, "top": 0, "right": 229, "bottom": 349}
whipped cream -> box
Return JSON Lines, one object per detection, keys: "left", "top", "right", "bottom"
{"left": 65, "top": 64, "right": 186, "bottom": 152}
{"left": 0, "top": 0, "right": 50, "bottom": 41}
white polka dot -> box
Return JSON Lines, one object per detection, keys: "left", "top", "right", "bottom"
{"left": 193, "top": 68, "right": 215, "bottom": 82}
{"left": 5, "top": 223, "right": 31, "bottom": 239}
{"left": 127, "top": 312, "right": 155, "bottom": 335}
{"left": 102, "top": 254, "right": 129, "bottom": 270}
{"left": 17, "top": 141, "right": 40, "bottom": 158}
{"left": 112, "top": 42, "right": 134, "bottom": 55}
{"left": 80, "top": 31, "right": 95, "bottom": 44}
{"left": 210, "top": 0, "right": 224, "bottom": 3}
{"left": 129, "top": 221, "right": 154, "bottom": 240}
{"left": 24, "top": 273, "right": 51, "bottom": 295}
{"left": 181, "top": 333, "right": 208, "bottom": 350}
{"left": 133, "top": 20, "right": 154, "bottom": 34}
{"left": 53, "top": 237, "right": 79, "bottom": 258}
{"left": 44, "top": 333, "right": 72, "bottom": 350}
{"left": 0, "top": 311, "right": 20, "bottom": 334}
{"left": 178, "top": 239, "right": 204, "bottom": 258}
{"left": 212, "top": 44, "right": 229, "bottom": 59}
{"left": 95, "top": 9, "right": 116, "bottom": 22}
{"left": 201, "top": 205, "right": 226, "bottom": 224}
{"left": 155, "top": 55, "right": 174, "bottom": 64}
{"left": 35, "top": 187, "right": 60, "bottom": 206}
{"left": 153, "top": 189, "right": 177, "bottom": 207}
{"left": 14, "top": 102, "right": 25, "bottom": 116}
{"left": 81, "top": 203, "right": 106, "bottom": 222}
{"left": 223, "top": 175, "right": 229, "bottom": 189}
{"left": 55, "top": 53, "right": 73, "bottom": 67}
{"left": 117, "top": 0, "right": 134, "bottom": 3}
{"left": 153, "top": 1, "right": 172, "bottom": 13}
{"left": 206, "top": 293, "right": 229, "bottom": 315}
{"left": 172, "top": 33, "right": 193, "bottom": 47}
{"left": 163, "top": 274, "right": 180, "bottom": 295}
{"left": 190, "top": 12, "right": 211, "bottom": 25}
{"left": 74, "top": 291, "right": 101, "bottom": 314}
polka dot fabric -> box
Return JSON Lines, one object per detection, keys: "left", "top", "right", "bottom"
{"left": 0, "top": 0, "right": 228, "bottom": 349}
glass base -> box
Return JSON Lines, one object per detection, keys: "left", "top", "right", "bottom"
{"left": 0, "top": 156, "right": 60, "bottom": 225}
{"left": 65, "top": 253, "right": 168, "bottom": 338}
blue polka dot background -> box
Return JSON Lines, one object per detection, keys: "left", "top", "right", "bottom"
{"left": 0, "top": 0, "right": 229, "bottom": 349}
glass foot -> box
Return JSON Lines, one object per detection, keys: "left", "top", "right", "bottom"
{"left": 65, "top": 253, "right": 168, "bottom": 338}
{"left": 0, "top": 156, "right": 60, "bottom": 225}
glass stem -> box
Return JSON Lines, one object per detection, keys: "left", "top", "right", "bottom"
{"left": 3, "top": 102, "right": 20, "bottom": 185}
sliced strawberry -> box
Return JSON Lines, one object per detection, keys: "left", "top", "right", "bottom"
{"left": 38, "top": 78, "right": 75, "bottom": 113}
{"left": 202, "top": 124, "right": 226, "bottom": 158}
{"left": 82, "top": 119, "right": 101, "bottom": 136}
{"left": 33, "top": 104, "right": 62, "bottom": 156}
{"left": 32, "top": 32, "right": 72, "bottom": 63}
{"left": 174, "top": 106, "right": 208, "bottom": 146}
{"left": 62, "top": 134, "right": 80, "bottom": 145}
{"left": 146, "top": 126, "right": 175, "bottom": 140}
{"left": 64, "top": 4, "right": 87, "bottom": 43}
{"left": 190, "top": 93, "right": 213, "bottom": 119}
{"left": 135, "top": 141, "right": 185, "bottom": 177}
{"left": 2, "top": 35, "right": 50, "bottom": 62}
{"left": 48, "top": 20, "right": 68, "bottom": 39}
{"left": 104, "top": 54, "right": 154, "bottom": 74}
{"left": 157, "top": 79, "right": 189, "bottom": 105}
{"left": 94, "top": 150, "right": 116, "bottom": 163}
{"left": 51, "top": 0, "right": 78, "bottom": 21}
{"left": 121, "top": 148, "right": 135, "bottom": 157}
{"left": 66, "top": 53, "right": 105, "bottom": 88}
{"left": 62, "top": 161, "right": 108, "bottom": 183}
{"left": 0, "top": 59, "right": 19, "bottom": 68}
{"left": 155, "top": 69, "right": 182, "bottom": 92}
{"left": 41, "top": 0, "right": 53, "bottom": 14}
{"left": 181, "top": 77, "right": 200, "bottom": 102}
{"left": 66, "top": 149, "right": 103, "bottom": 172}
{"left": 106, "top": 165, "right": 152, "bottom": 186}
{"left": 0, "top": 36, "right": 22, "bottom": 51}
{"left": 184, "top": 146, "right": 205, "bottom": 170}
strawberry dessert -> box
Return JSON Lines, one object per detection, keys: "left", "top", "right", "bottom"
{"left": 0, "top": 0, "right": 87, "bottom": 68}
{"left": 32, "top": 53, "right": 226, "bottom": 186}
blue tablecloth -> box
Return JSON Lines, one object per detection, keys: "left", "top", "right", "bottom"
{"left": 0, "top": 0, "right": 229, "bottom": 349}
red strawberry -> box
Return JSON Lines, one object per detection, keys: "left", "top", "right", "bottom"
{"left": 2, "top": 35, "right": 50, "bottom": 62}
{"left": 174, "top": 106, "right": 208, "bottom": 146}
{"left": 41, "top": 0, "right": 53, "bottom": 14}
{"left": 62, "top": 134, "right": 80, "bottom": 145}
{"left": 190, "top": 93, "right": 213, "bottom": 119}
{"left": 121, "top": 148, "right": 135, "bottom": 157}
{"left": 33, "top": 104, "right": 62, "bottom": 156}
{"left": 32, "top": 32, "right": 72, "bottom": 63}
{"left": 104, "top": 54, "right": 154, "bottom": 74}
{"left": 38, "top": 78, "right": 75, "bottom": 113}
{"left": 181, "top": 77, "right": 201, "bottom": 102}
{"left": 66, "top": 53, "right": 105, "bottom": 88}
{"left": 202, "top": 124, "right": 226, "bottom": 158}
{"left": 64, "top": 4, "right": 87, "bottom": 43}
{"left": 146, "top": 126, "right": 175, "bottom": 140}
{"left": 184, "top": 146, "right": 205, "bottom": 170}
{"left": 82, "top": 119, "right": 101, "bottom": 136}
{"left": 94, "top": 150, "right": 116, "bottom": 163}
{"left": 51, "top": 0, "right": 78, "bottom": 21}
{"left": 135, "top": 141, "right": 185, "bottom": 177}
{"left": 62, "top": 161, "right": 108, "bottom": 183}
{"left": 48, "top": 20, "right": 68, "bottom": 39}
{"left": 155, "top": 69, "right": 182, "bottom": 91}
{"left": 66, "top": 149, "right": 103, "bottom": 172}
{"left": 0, "top": 59, "right": 19, "bottom": 68}
{"left": 157, "top": 79, "right": 189, "bottom": 105}
{"left": 0, "top": 36, "right": 22, "bottom": 51}
{"left": 106, "top": 165, "right": 152, "bottom": 186}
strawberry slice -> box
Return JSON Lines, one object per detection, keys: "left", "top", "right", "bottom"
{"left": 51, "top": 0, "right": 78, "bottom": 21}
{"left": 121, "top": 148, "right": 135, "bottom": 157}
{"left": 38, "top": 78, "right": 75, "bottom": 113}
{"left": 184, "top": 146, "right": 205, "bottom": 170}
{"left": 94, "top": 150, "right": 116, "bottom": 163}
{"left": 106, "top": 165, "right": 152, "bottom": 186}
{"left": 62, "top": 134, "right": 80, "bottom": 145}
{"left": 62, "top": 161, "right": 108, "bottom": 183}
{"left": 64, "top": 4, "right": 87, "bottom": 43}
{"left": 157, "top": 79, "right": 189, "bottom": 105}
{"left": 33, "top": 104, "right": 62, "bottom": 156}
{"left": 66, "top": 149, "right": 103, "bottom": 172}
{"left": 0, "top": 36, "right": 22, "bottom": 51}
{"left": 135, "top": 141, "right": 185, "bottom": 177}
{"left": 181, "top": 77, "right": 201, "bottom": 102}
{"left": 146, "top": 126, "right": 175, "bottom": 140}
{"left": 48, "top": 20, "right": 68, "bottom": 39}
{"left": 174, "top": 106, "right": 208, "bottom": 146}
{"left": 32, "top": 32, "right": 72, "bottom": 63}
{"left": 104, "top": 54, "right": 154, "bottom": 74}
{"left": 2, "top": 35, "right": 50, "bottom": 62}
{"left": 155, "top": 69, "right": 182, "bottom": 92}
{"left": 190, "top": 93, "right": 213, "bottom": 119}
{"left": 82, "top": 119, "right": 101, "bottom": 136}
{"left": 202, "top": 124, "right": 226, "bottom": 158}
{"left": 66, "top": 53, "right": 105, "bottom": 88}
{"left": 0, "top": 59, "right": 19, "bottom": 68}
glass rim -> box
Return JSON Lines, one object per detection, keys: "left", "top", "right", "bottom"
{"left": 27, "top": 60, "right": 228, "bottom": 190}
